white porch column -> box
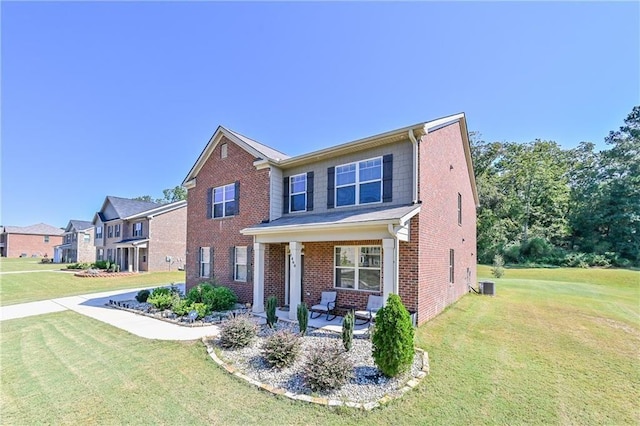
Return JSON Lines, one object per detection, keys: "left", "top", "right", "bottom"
{"left": 134, "top": 247, "right": 139, "bottom": 272}
{"left": 288, "top": 241, "right": 302, "bottom": 321}
{"left": 382, "top": 238, "right": 396, "bottom": 304}
{"left": 252, "top": 242, "right": 266, "bottom": 313}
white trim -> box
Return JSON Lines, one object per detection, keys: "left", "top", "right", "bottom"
{"left": 334, "top": 245, "right": 382, "bottom": 292}
{"left": 289, "top": 172, "right": 307, "bottom": 213}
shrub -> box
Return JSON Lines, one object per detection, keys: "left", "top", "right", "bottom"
{"left": 562, "top": 252, "right": 589, "bottom": 268}
{"left": 304, "top": 341, "right": 353, "bottom": 391}
{"left": 186, "top": 283, "right": 215, "bottom": 304}
{"left": 206, "top": 286, "right": 238, "bottom": 312}
{"left": 135, "top": 289, "right": 150, "bottom": 303}
{"left": 491, "top": 254, "right": 505, "bottom": 278}
{"left": 147, "top": 293, "right": 174, "bottom": 310}
{"left": 66, "top": 263, "right": 91, "bottom": 270}
{"left": 190, "top": 302, "right": 208, "bottom": 319}
{"left": 297, "top": 303, "right": 309, "bottom": 336}
{"left": 502, "top": 242, "right": 522, "bottom": 263}
{"left": 371, "top": 294, "right": 414, "bottom": 377}
{"left": 266, "top": 296, "right": 278, "bottom": 329}
{"left": 342, "top": 311, "right": 354, "bottom": 352}
{"left": 93, "top": 260, "right": 109, "bottom": 269}
{"left": 219, "top": 314, "right": 258, "bottom": 348}
{"left": 172, "top": 298, "right": 191, "bottom": 316}
{"left": 261, "top": 330, "right": 301, "bottom": 368}
{"left": 151, "top": 287, "right": 171, "bottom": 297}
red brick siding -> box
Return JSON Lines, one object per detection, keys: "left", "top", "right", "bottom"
{"left": 186, "top": 136, "right": 271, "bottom": 304}
{"left": 147, "top": 206, "right": 187, "bottom": 272}
{"left": 416, "top": 121, "right": 477, "bottom": 324}
{"left": 4, "top": 233, "right": 63, "bottom": 258}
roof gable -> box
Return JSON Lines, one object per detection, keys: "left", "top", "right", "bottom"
{"left": 66, "top": 220, "right": 94, "bottom": 232}
{"left": 3, "top": 223, "right": 64, "bottom": 236}
{"left": 97, "top": 196, "right": 162, "bottom": 222}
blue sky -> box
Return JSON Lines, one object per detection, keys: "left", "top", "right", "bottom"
{"left": 1, "top": 1, "right": 638, "bottom": 228}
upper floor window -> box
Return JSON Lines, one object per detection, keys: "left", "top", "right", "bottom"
{"left": 95, "top": 226, "right": 103, "bottom": 239}
{"left": 107, "top": 226, "right": 113, "bottom": 238}
{"left": 334, "top": 246, "right": 381, "bottom": 292}
{"left": 83, "top": 234, "right": 90, "bottom": 243}
{"left": 115, "top": 224, "right": 121, "bottom": 238}
{"left": 290, "top": 173, "right": 307, "bottom": 212}
{"left": 457, "top": 193, "right": 462, "bottom": 226}
{"left": 234, "top": 246, "right": 247, "bottom": 282}
{"left": 44, "top": 235, "right": 50, "bottom": 243}
{"left": 133, "top": 222, "right": 143, "bottom": 237}
{"left": 336, "top": 157, "right": 382, "bottom": 207}
{"left": 65, "top": 234, "right": 72, "bottom": 243}
{"left": 210, "top": 183, "right": 237, "bottom": 219}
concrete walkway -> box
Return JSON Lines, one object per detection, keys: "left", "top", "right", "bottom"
{"left": 0, "top": 285, "right": 220, "bottom": 341}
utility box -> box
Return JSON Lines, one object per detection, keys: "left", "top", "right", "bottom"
{"left": 480, "top": 281, "right": 495, "bottom": 296}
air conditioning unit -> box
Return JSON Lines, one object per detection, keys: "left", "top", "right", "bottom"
{"left": 480, "top": 281, "right": 495, "bottom": 296}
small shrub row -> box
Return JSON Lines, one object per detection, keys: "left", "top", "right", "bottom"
{"left": 262, "top": 330, "right": 301, "bottom": 368}
{"left": 219, "top": 314, "right": 258, "bottom": 348}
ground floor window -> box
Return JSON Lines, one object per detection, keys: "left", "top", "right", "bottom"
{"left": 334, "top": 246, "right": 381, "bottom": 291}
{"left": 234, "top": 246, "right": 247, "bottom": 282}
{"left": 97, "top": 248, "right": 104, "bottom": 261}
{"left": 199, "top": 247, "right": 210, "bottom": 278}
{"left": 449, "top": 249, "right": 455, "bottom": 283}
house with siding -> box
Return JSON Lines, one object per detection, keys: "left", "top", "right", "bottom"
{"left": 54, "top": 220, "right": 96, "bottom": 263}
{"left": 183, "top": 113, "right": 478, "bottom": 325}
{"left": 0, "top": 223, "right": 64, "bottom": 258}
{"left": 93, "top": 196, "right": 187, "bottom": 272}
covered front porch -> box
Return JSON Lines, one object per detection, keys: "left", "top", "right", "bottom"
{"left": 242, "top": 204, "right": 420, "bottom": 321}
{"left": 253, "top": 307, "right": 372, "bottom": 336}
{"left": 115, "top": 239, "right": 149, "bottom": 272}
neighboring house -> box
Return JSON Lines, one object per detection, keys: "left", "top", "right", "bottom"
{"left": 53, "top": 220, "right": 96, "bottom": 263}
{"left": 183, "top": 113, "right": 478, "bottom": 326}
{"left": 0, "top": 223, "right": 64, "bottom": 258}
{"left": 92, "top": 196, "right": 187, "bottom": 272}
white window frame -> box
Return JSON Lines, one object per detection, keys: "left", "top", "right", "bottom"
{"left": 83, "top": 234, "right": 90, "bottom": 243}
{"left": 213, "top": 183, "right": 236, "bottom": 218}
{"left": 289, "top": 173, "right": 307, "bottom": 213}
{"left": 133, "top": 223, "right": 143, "bottom": 237}
{"left": 334, "top": 245, "right": 381, "bottom": 292}
{"left": 234, "top": 246, "right": 247, "bottom": 282}
{"left": 96, "top": 226, "right": 103, "bottom": 239}
{"left": 335, "top": 156, "right": 383, "bottom": 207}
{"left": 97, "top": 248, "right": 104, "bottom": 261}
{"left": 199, "top": 247, "right": 210, "bottom": 278}
{"left": 107, "top": 226, "right": 113, "bottom": 238}
{"left": 115, "top": 224, "right": 121, "bottom": 237}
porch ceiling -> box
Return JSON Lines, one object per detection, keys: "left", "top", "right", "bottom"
{"left": 241, "top": 204, "right": 420, "bottom": 243}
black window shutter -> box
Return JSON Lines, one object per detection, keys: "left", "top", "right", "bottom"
{"left": 234, "top": 181, "right": 240, "bottom": 215}
{"left": 383, "top": 154, "right": 393, "bottom": 203}
{"left": 229, "top": 246, "right": 235, "bottom": 281}
{"left": 306, "top": 171, "right": 314, "bottom": 211}
{"left": 283, "top": 176, "right": 290, "bottom": 214}
{"left": 327, "top": 167, "right": 335, "bottom": 209}
{"left": 210, "top": 247, "right": 214, "bottom": 279}
{"left": 247, "top": 245, "right": 253, "bottom": 283}
{"left": 206, "top": 188, "right": 213, "bottom": 219}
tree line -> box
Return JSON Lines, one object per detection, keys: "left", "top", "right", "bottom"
{"left": 472, "top": 106, "right": 639, "bottom": 268}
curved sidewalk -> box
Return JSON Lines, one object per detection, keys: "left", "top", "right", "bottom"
{"left": 0, "top": 285, "right": 220, "bottom": 341}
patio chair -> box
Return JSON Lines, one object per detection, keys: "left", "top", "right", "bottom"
{"left": 354, "top": 295, "right": 384, "bottom": 324}
{"left": 310, "top": 291, "right": 337, "bottom": 321}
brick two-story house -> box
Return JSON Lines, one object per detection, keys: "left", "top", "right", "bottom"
{"left": 183, "top": 113, "right": 478, "bottom": 326}
{"left": 0, "top": 223, "right": 64, "bottom": 258}
{"left": 93, "top": 196, "right": 187, "bottom": 272}
{"left": 54, "top": 220, "right": 96, "bottom": 263}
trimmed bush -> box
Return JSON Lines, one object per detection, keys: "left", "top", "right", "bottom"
{"left": 219, "top": 314, "right": 258, "bottom": 349}
{"left": 342, "top": 311, "right": 354, "bottom": 352}
{"left": 186, "top": 283, "right": 215, "bottom": 304}
{"left": 147, "top": 293, "right": 174, "bottom": 310}
{"left": 206, "top": 287, "right": 238, "bottom": 312}
{"left": 172, "top": 298, "right": 191, "bottom": 316}
{"left": 190, "top": 302, "right": 208, "bottom": 319}
{"left": 371, "top": 294, "right": 414, "bottom": 377}
{"left": 135, "top": 289, "right": 150, "bottom": 303}
{"left": 491, "top": 254, "right": 505, "bottom": 278}
{"left": 266, "top": 296, "right": 278, "bottom": 329}
{"left": 261, "top": 330, "right": 301, "bottom": 368}
{"left": 297, "top": 303, "right": 309, "bottom": 336}
{"left": 93, "top": 260, "right": 109, "bottom": 269}
{"left": 303, "top": 341, "right": 353, "bottom": 391}
{"left": 151, "top": 287, "right": 171, "bottom": 297}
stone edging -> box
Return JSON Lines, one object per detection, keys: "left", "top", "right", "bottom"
{"left": 106, "top": 303, "right": 222, "bottom": 327}
{"left": 202, "top": 338, "right": 430, "bottom": 410}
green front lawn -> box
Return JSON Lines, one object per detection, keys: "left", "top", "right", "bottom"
{"left": 0, "top": 270, "right": 185, "bottom": 306}
{"left": 0, "top": 257, "right": 63, "bottom": 272}
{"left": 1, "top": 267, "right": 638, "bottom": 424}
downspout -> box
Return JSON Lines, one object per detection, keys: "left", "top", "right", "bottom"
{"left": 387, "top": 224, "right": 400, "bottom": 295}
{"left": 408, "top": 130, "right": 419, "bottom": 204}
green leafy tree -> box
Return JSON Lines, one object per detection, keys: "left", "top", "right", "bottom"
{"left": 371, "top": 294, "right": 414, "bottom": 377}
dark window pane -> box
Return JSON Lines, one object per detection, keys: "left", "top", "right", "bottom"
{"left": 358, "top": 269, "right": 381, "bottom": 291}
{"left": 335, "top": 269, "right": 355, "bottom": 289}
{"left": 360, "top": 182, "right": 381, "bottom": 204}
{"left": 225, "top": 200, "right": 236, "bottom": 216}
{"left": 213, "top": 204, "right": 223, "bottom": 218}
{"left": 291, "top": 193, "right": 306, "bottom": 212}
{"left": 336, "top": 186, "right": 355, "bottom": 206}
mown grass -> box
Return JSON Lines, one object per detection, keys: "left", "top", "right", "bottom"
{"left": 0, "top": 270, "right": 185, "bottom": 306}
{"left": 1, "top": 267, "right": 638, "bottom": 424}
{"left": 0, "top": 257, "right": 63, "bottom": 272}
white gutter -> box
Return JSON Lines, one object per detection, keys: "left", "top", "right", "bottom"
{"left": 408, "top": 129, "right": 419, "bottom": 204}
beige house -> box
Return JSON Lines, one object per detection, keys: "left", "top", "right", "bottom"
{"left": 93, "top": 196, "right": 187, "bottom": 272}
{"left": 54, "top": 220, "right": 96, "bottom": 263}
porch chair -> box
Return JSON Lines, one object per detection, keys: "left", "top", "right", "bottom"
{"left": 310, "top": 291, "right": 337, "bottom": 321}
{"left": 354, "top": 295, "right": 384, "bottom": 324}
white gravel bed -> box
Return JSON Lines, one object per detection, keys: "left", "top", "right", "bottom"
{"left": 215, "top": 322, "right": 423, "bottom": 404}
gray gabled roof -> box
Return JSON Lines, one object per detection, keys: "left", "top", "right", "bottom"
{"left": 103, "top": 196, "right": 162, "bottom": 221}
{"left": 66, "top": 220, "right": 94, "bottom": 232}
{"left": 2, "top": 223, "right": 64, "bottom": 236}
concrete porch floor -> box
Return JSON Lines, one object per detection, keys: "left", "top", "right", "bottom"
{"left": 253, "top": 307, "right": 371, "bottom": 336}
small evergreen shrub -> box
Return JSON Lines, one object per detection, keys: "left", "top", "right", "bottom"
{"left": 147, "top": 293, "right": 174, "bottom": 310}
{"left": 135, "top": 289, "right": 150, "bottom": 303}
{"left": 186, "top": 283, "right": 215, "bottom": 304}
{"left": 304, "top": 341, "right": 353, "bottom": 391}
{"left": 151, "top": 287, "right": 171, "bottom": 297}
{"left": 297, "top": 303, "right": 309, "bottom": 336}
{"left": 219, "top": 314, "right": 258, "bottom": 349}
{"left": 261, "top": 330, "right": 301, "bottom": 368}
{"left": 190, "top": 302, "right": 208, "bottom": 319}
{"left": 172, "top": 298, "right": 191, "bottom": 316}
{"left": 266, "top": 296, "right": 278, "bottom": 329}
{"left": 207, "top": 286, "right": 238, "bottom": 312}
{"left": 342, "top": 311, "right": 354, "bottom": 351}
{"left": 93, "top": 260, "right": 109, "bottom": 269}
{"left": 491, "top": 254, "right": 505, "bottom": 278}
{"left": 371, "top": 294, "right": 414, "bottom": 377}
